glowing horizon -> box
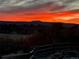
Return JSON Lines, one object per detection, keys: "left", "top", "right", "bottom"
{"left": 0, "top": 12, "right": 79, "bottom": 24}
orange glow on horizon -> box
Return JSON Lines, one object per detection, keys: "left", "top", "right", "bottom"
{"left": 0, "top": 12, "right": 79, "bottom": 24}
